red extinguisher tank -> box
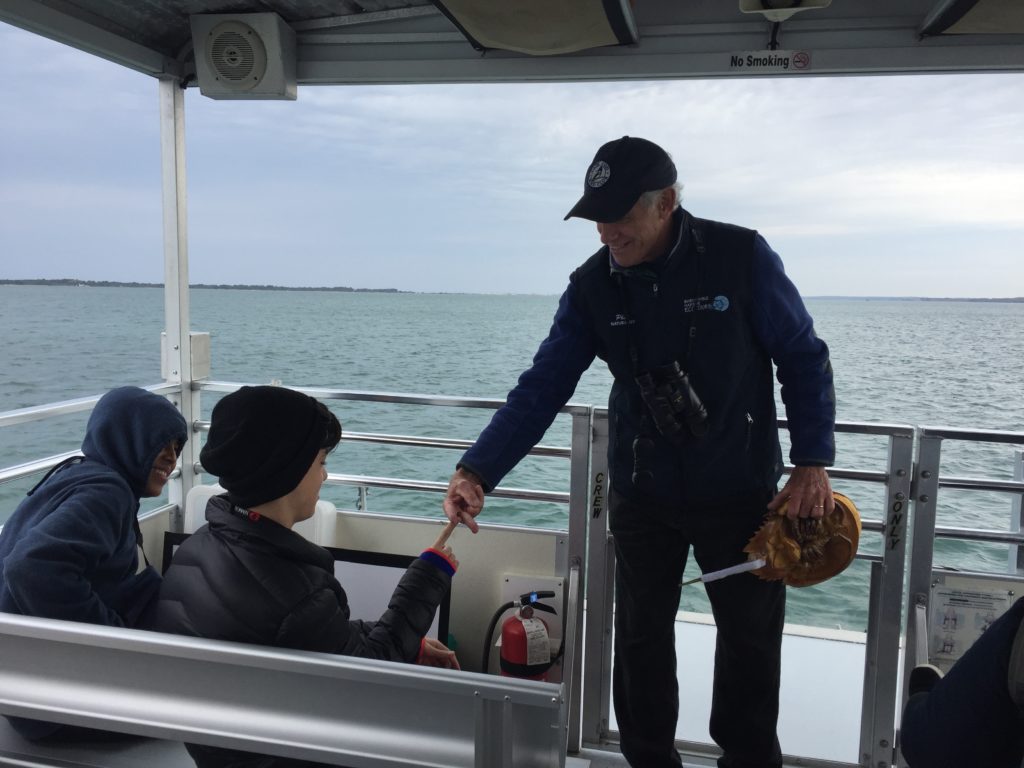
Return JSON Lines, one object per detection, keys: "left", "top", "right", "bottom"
{"left": 484, "top": 590, "right": 560, "bottom": 680}
{"left": 499, "top": 604, "right": 552, "bottom": 681}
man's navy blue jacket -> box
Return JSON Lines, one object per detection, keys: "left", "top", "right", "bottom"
{"left": 0, "top": 386, "right": 187, "bottom": 628}
{"left": 459, "top": 208, "right": 835, "bottom": 507}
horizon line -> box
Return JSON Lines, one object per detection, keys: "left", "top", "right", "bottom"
{"left": 1, "top": 279, "right": 1021, "bottom": 303}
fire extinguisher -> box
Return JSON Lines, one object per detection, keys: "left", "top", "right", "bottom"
{"left": 483, "top": 590, "right": 562, "bottom": 681}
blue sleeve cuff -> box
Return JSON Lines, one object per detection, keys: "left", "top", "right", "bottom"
{"left": 419, "top": 549, "right": 456, "bottom": 577}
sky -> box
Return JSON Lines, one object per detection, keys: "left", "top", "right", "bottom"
{"left": 1, "top": 21, "right": 1022, "bottom": 297}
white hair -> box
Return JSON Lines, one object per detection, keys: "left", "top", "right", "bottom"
{"left": 638, "top": 182, "right": 684, "bottom": 210}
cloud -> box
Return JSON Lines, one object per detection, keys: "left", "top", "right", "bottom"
{"left": 2, "top": 22, "right": 1022, "bottom": 295}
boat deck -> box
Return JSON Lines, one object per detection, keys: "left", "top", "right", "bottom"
{"left": 0, "top": 722, "right": 667, "bottom": 768}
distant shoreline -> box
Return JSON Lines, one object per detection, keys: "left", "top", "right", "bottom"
{"left": 809, "top": 295, "right": 1024, "bottom": 303}
{"left": 0, "top": 278, "right": 404, "bottom": 294}
{"left": 1, "top": 279, "right": 1021, "bottom": 302}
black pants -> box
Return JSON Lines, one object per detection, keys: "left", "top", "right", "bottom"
{"left": 900, "top": 596, "right": 1024, "bottom": 768}
{"left": 187, "top": 743, "right": 345, "bottom": 768}
{"left": 609, "top": 490, "right": 784, "bottom": 768}
{"left": 5, "top": 715, "right": 146, "bottom": 744}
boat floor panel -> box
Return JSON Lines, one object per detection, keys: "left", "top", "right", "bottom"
{"left": 0, "top": 722, "right": 792, "bottom": 768}
{"left": 0, "top": 720, "right": 188, "bottom": 768}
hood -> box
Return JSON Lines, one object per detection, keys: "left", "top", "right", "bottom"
{"left": 81, "top": 386, "right": 188, "bottom": 496}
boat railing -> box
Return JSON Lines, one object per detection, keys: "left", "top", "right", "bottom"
{"left": 0, "top": 383, "right": 180, "bottom": 488}
{"left": 896, "top": 427, "right": 1024, "bottom": 768}
{"left": 583, "top": 410, "right": 921, "bottom": 767}
{"left": 0, "top": 611, "right": 567, "bottom": 768}
{"left": 3, "top": 386, "right": 1024, "bottom": 768}
{"left": 192, "top": 380, "right": 588, "bottom": 520}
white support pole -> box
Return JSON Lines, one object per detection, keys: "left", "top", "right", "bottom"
{"left": 158, "top": 77, "right": 198, "bottom": 532}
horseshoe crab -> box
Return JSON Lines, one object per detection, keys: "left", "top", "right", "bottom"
{"left": 743, "top": 491, "right": 861, "bottom": 587}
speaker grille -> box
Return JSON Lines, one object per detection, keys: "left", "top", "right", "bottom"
{"left": 206, "top": 21, "right": 268, "bottom": 88}
{"left": 212, "top": 31, "right": 254, "bottom": 80}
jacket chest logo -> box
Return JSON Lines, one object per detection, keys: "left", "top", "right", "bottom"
{"left": 683, "top": 295, "right": 730, "bottom": 313}
{"left": 610, "top": 313, "right": 634, "bottom": 327}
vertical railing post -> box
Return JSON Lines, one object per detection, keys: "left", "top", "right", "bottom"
{"left": 582, "top": 408, "right": 613, "bottom": 746}
{"left": 861, "top": 561, "right": 885, "bottom": 768}
{"left": 862, "top": 431, "right": 914, "bottom": 768}
{"left": 894, "top": 432, "right": 942, "bottom": 767}
{"left": 1010, "top": 449, "right": 1024, "bottom": 574}
{"left": 474, "top": 693, "right": 514, "bottom": 768}
{"left": 158, "top": 77, "right": 194, "bottom": 533}
{"left": 565, "top": 408, "right": 592, "bottom": 753}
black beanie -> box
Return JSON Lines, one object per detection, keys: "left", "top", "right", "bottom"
{"left": 200, "top": 386, "right": 326, "bottom": 509}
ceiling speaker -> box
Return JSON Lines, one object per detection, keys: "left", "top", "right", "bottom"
{"left": 739, "top": 0, "right": 832, "bottom": 23}
{"left": 190, "top": 13, "right": 297, "bottom": 100}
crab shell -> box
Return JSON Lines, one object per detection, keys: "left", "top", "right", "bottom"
{"left": 743, "top": 491, "right": 861, "bottom": 588}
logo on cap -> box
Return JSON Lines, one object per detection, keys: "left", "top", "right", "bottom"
{"left": 586, "top": 161, "right": 611, "bottom": 188}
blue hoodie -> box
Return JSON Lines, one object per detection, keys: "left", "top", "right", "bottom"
{"left": 0, "top": 387, "right": 187, "bottom": 629}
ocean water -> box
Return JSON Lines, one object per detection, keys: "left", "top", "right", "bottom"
{"left": 2, "top": 284, "right": 1022, "bottom": 630}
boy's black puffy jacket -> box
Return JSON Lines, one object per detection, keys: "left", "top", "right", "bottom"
{"left": 154, "top": 495, "right": 452, "bottom": 657}
{"left": 154, "top": 494, "right": 454, "bottom": 768}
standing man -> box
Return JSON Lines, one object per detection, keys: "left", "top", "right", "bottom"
{"left": 443, "top": 136, "right": 835, "bottom": 768}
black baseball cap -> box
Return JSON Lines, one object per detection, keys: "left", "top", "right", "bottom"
{"left": 564, "top": 136, "right": 677, "bottom": 223}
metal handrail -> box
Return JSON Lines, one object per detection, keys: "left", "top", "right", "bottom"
{"left": 5, "top": 391, "right": 1021, "bottom": 538}
{"left": 1, "top": 454, "right": 182, "bottom": 487}
{"left": 0, "top": 383, "right": 179, "bottom": 429}
{"left": 195, "top": 379, "right": 592, "bottom": 416}
{"left": 182, "top": 465, "right": 573, "bottom": 507}
{"left": 0, "top": 450, "right": 81, "bottom": 486}
{"left": 918, "top": 425, "right": 1024, "bottom": 444}
{"left": 326, "top": 473, "right": 571, "bottom": 505}
{"left": 192, "top": 421, "right": 574, "bottom": 458}
{"left": 937, "top": 475, "right": 1024, "bottom": 493}
{"left": 1, "top": 385, "right": 577, "bottom": 494}
{"left": 932, "top": 525, "right": 1024, "bottom": 545}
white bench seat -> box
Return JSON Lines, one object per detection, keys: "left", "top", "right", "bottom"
{"left": 183, "top": 484, "right": 337, "bottom": 545}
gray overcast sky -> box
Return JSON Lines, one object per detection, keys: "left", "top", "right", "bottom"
{"left": 1, "top": 22, "right": 1022, "bottom": 297}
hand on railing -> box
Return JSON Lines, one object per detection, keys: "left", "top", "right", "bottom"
{"left": 443, "top": 467, "right": 485, "bottom": 533}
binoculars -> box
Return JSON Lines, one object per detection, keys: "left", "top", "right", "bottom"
{"left": 635, "top": 361, "right": 708, "bottom": 441}
{"left": 631, "top": 361, "right": 709, "bottom": 491}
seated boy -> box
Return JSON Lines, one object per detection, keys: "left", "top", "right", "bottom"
{"left": 153, "top": 385, "right": 458, "bottom": 768}
{"left": 0, "top": 385, "right": 188, "bottom": 741}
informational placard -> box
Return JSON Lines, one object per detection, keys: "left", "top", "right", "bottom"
{"left": 728, "top": 50, "right": 812, "bottom": 72}
{"left": 928, "top": 573, "right": 1020, "bottom": 672}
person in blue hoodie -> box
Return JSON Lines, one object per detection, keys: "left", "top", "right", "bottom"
{"left": 0, "top": 385, "right": 188, "bottom": 741}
